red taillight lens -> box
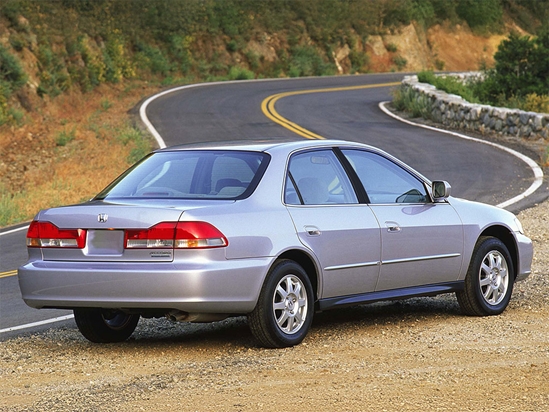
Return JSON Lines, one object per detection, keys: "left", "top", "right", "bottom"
{"left": 26, "top": 221, "right": 87, "bottom": 249}
{"left": 125, "top": 222, "right": 227, "bottom": 249}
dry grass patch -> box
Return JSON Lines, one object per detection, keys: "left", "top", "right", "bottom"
{"left": 0, "top": 81, "right": 160, "bottom": 227}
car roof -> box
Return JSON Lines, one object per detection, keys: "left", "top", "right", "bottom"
{"left": 156, "top": 138, "right": 376, "bottom": 154}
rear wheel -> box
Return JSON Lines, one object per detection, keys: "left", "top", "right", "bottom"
{"left": 248, "top": 260, "right": 314, "bottom": 348}
{"left": 457, "top": 236, "right": 514, "bottom": 316}
{"left": 74, "top": 309, "right": 139, "bottom": 343}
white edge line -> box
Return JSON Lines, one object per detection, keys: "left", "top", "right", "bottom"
{"left": 139, "top": 77, "right": 299, "bottom": 150}
{"left": 379, "top": 101, "right": 544, "bottom": 209}
{"left": 0, "top": 314, "right": 74, "bottom": 334}
{"left": 0, "top": 224, "right": 29, "bottom": 236}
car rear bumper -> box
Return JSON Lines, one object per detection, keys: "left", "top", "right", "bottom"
{"left": 18, "top": 257, "right": 273, "bottom": 314}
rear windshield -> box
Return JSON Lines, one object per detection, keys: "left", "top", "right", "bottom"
{"left": 94, "top": 150, "right": 270, "bottom": 200}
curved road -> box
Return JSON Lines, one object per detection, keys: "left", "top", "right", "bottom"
{"left": 0, "top": 73, "right": 543, "bottom": 338}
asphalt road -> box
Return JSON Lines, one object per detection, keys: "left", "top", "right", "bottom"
{"left": 0, "top": 73, "right": 543, "bottom": 338}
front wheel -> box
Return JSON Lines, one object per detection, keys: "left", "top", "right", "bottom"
{"left": 457, "top": 236, "right": 514, "bottom": 316}
{"left": 74, "top": 309, "right": 139, "bottom": 343}
{"left": 248, "top": 260, "right": 314, "bottom": 348}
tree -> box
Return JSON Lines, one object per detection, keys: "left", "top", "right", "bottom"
{"left": 492, "top": 31, "right": 537, "bottom": 97}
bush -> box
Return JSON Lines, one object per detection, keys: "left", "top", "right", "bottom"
{"left": 55, "top": 128, "right": 76, "bottom": 146}
{"left": 393, "top": 55, "right": 407, "bottom": 70}
{"left": 418, "top": 70, "right": 479, "bottom": 103}
{"left": 287, "top": 45, "right": 335, "bottom": 77}
{"left": 0, "top": 44, "right": 27, "bottom": 91}
{"left": 227, "top": 66, "right": 255, "bottom": 81}
{"left": 476, "top": 30, "right": 549, "bottom": 105}
{"left": 523, "top": 93, "right": 549, "bottom": 114}
{"left": 392, "top": 85, "right": 433, "bottom": 119}
{"left": 134, "top": 42, "right": 173, "bottom": 76}
{"left": 455, "top": 0, "right": 504, "bottom": 34}
{"left": 36, "top": 44, "right": 70, "bottom": 97}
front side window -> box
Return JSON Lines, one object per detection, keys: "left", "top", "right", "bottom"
{"left": 95, "top": 150, "right": 269, "bottom": 200}
{"left": 341, "top": 150, "right": 429, "bottom": 204}
{"left": 285, "top": 149, "right": 357, "bottom": 205}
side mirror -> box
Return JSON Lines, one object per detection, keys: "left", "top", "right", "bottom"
{"left": 432, "top": 181, "right": 451, "bottom": 201}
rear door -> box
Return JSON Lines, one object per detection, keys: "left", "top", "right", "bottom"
{"left": 284, "top": 149, "right": 381, "bottom": 298}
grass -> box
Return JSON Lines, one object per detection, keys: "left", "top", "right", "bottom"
{"left": 0, "top": 186, "right": 28, "bottom": 226}
{"left": 417, "top": 71, "right": 480, "bottom": 103}
{"left": 0, "top": 82, "right": 156, "bottom": 227}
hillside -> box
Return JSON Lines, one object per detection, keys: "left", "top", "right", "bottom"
{"left": 0, "top": 0, "right": 547, "bottom": 226}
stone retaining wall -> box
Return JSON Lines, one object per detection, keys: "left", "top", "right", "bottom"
{"left": 402, "top": 73, "right": 549, "bottom": 141}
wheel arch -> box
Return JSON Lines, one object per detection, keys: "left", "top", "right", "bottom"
{"left": 479, "top": 225, "right": 518, "bottom": 278}
{"left": 277, "top": 249, "right": 320, "bottom": 300}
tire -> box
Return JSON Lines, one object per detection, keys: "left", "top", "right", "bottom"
{"left": 248, "top": 260, "right": 314, "bottom": 348}
{"left": 74, "top": 308, "right": 139, "bottom": 343}
{"left": 457, "top": 236, "right": 514, "bottom": 316}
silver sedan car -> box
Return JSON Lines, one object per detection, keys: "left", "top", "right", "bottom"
{"left": 18, "top": 139, "right": 533, "bottom": 348}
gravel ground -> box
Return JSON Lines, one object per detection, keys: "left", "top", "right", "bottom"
{"left": 1, "top": 200, "right": 549, "bottom": 411}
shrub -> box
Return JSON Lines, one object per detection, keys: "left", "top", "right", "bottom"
{"left": 418, "top": 70, "right": 479, "bottom": 103}
{"left": 392, "top": 85, "right": 433, "bottom": 119}
{"left": 523, "top": 93, "right": 549, "bottom": 114}
{"left": 393, "top": 55, "right": 407, "bottom": 70}
{"left": 287, "top": 45, "right": 335, "bottom": 77}
{"left": 455, "top": 0, "right": 504, "bottom": 34}
{"left": 55, "top": 128, "right": 76, "bottom": 146}
{"left": 0, "top": 44, "right": 27, "bottom": 91}
{"left": 386, "top": 43, "right": 398, "bottom": 53}
{"left": 103, "top": 34, "right": 135, "bottom": 83}
{"left": 227, "top": 66, "right": 255, "bottom": 81}
{"left": 36, "top": 44, "right": 70, "bottom": 97}
{"left": 349, "top": 49, "right": 369, "bottom": 73}
{"left": 134, "top": 42, "right": 173, "bottom": 76}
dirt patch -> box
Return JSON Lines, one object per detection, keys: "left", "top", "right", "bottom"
{"left": 427, "top": 23, "right": 506, "bottom": 71}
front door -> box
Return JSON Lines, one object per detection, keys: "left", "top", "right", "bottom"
{"left": 339, "top": 149, "right": 464, "bottom": 292}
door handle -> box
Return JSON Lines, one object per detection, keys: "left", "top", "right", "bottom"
{"left": 304, "top": 225, "right": 321, "bottom": 236}
{"left": 385, "top": 221, "right": 401, "bottom": 233}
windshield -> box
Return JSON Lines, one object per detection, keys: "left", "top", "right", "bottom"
{"left": 94, "top": 150, "right": 270, "bottom": 200}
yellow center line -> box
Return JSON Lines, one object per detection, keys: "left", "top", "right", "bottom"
{"left": 0, "top": 269, "right": 18, "bottom": 279}
{"left": 261, "top": 82, "right": 400, "bottom": 139}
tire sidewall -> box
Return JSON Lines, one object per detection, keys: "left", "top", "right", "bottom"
{"left": 261, "top": 260, "right": 314, "bottom": 347}
{"left": 470, "top": 238, "right": 515, "bottom": 315}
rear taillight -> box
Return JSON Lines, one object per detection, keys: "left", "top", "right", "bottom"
{"left": 125, "top": 222, "right": 228, "bottom": 249}
{"left": 26, "top": 221, "right": 87, "bottom": 248}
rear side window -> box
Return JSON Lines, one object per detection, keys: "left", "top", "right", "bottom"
{"left": 285, "top": 149, "right": 358, "bottom": 205}
{"left": 95, "top": 150, "right": 269, "bottom": 200}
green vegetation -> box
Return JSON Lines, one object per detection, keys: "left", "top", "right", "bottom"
{"left": 475, "top": 30, "right": 549, "bottom": 107}
{"left": 0, "top": 0, "right": 546, "bottom": 117}
{"left": 411, "top": 29, "right": 549, "bottom": 114}
{"left": 392, "top": 85, "right": 433, "bottom": 119}
{"left": 55, "top": 128, "right": 76, "bottom": 147}
{"left": 116, "top": 125, "right": 152, "bottom": 164}
{"left": 0, "top": 44, "right": 26, "bottom": 125}
{"left": 0, "top": 185, "right": 28, "bottom": 226}
{"left": 417, "top": 71, "right": 480, "bottom": 103}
